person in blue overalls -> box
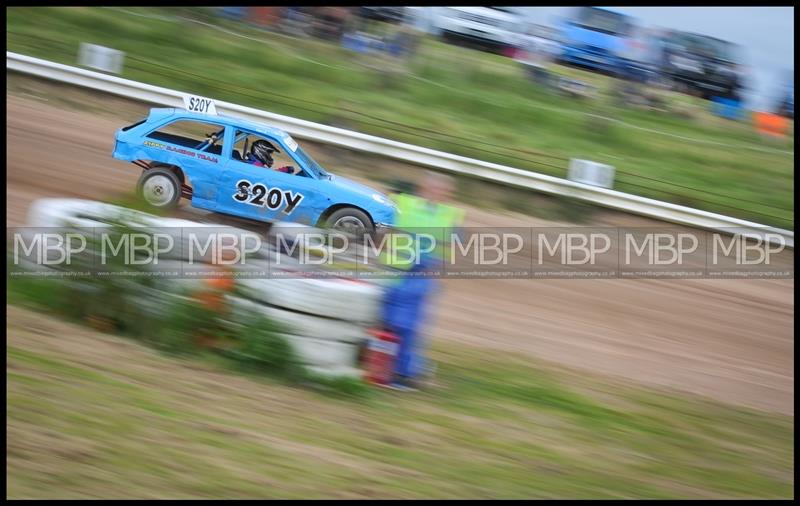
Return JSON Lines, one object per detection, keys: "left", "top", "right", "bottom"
{"left": 380, "top": 172, "right": 464, "bottom": 391}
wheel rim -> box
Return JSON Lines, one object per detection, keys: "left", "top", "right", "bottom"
{"left": 142, "top": 175, "right": 176, "bottom": 207}
{"left": 332, "top": 215, "right": 367, "bottom": 235}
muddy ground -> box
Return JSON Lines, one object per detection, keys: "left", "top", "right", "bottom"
{"left": 6, "top": 92, "right": 794, "bottom": 415}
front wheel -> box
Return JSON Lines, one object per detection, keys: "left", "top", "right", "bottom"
{"left": 136, "top": 168, "right": 181, "bottom": 211}
{"left": 323, "top": 207, "right": 373, "bottom": 235}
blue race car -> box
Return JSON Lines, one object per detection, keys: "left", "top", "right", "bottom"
{"left": 112, "top": 102, "right": 396, "bottom": 234}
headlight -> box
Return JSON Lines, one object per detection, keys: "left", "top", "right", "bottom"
{"left": 372, "top": 193, "right": 392, "bottom": 206}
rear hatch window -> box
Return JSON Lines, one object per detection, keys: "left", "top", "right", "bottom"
{"left": 121, "top": 119, "right": 146, "bottom": 131}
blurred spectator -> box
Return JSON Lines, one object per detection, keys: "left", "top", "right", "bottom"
{"left": 342, "top": 10, "right": 418, "bottom": 61}
{"left": 308, "top": 7, "right": 354, "bottom": 41}
{"left": 280, "top": 6, "right": 312, "bottom": 37}
{"left": 246, "top": 7, "right": 282, "bottom": 28}
{"left": 380, "top": 172, "right": 464, "bottom": 391}
{"left": 515, "top": 25, "right": 559, "bottom": 89}
{"left": 557, "top": 77, "right": 596, "bottom": 100}
{"left": 220, "top": 7, "right": 245, "bottom": 21}
{"left": 386, "top": 24, "right": 419, "bottom": 59}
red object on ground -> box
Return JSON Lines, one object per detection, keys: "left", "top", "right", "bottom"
{"left": 364, "top": 328, "right": 399, "bottom": 385}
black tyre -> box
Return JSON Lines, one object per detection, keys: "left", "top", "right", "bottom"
{"left": 136, "top": 168, "right": 181, "bottom": 211}
{"left": 323, "top": 207, "right": 373, "bottom": 235}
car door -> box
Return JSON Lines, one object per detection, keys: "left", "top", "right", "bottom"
{"left": 217, "top": 134, "right": 328, "bottom": 225}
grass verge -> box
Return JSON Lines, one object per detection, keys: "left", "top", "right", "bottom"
{"left": 7, "top": 303, "right": 793, "bottom": 499}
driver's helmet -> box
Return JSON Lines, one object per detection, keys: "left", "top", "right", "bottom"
{"left": 250, "top": 140, "right": 280, "bottom": 167}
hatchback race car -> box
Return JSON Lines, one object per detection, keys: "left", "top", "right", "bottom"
{"left": 112, "top": 100, "right": 396, "bottom": 234}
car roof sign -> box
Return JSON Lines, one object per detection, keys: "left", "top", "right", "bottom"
{"left": 182, "top": 94, "right": 217, "bottom": 115}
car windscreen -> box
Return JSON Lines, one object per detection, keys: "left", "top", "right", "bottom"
{"left": 294, "top": 146, "right": 329, "bottom": 179}
{"left": 573, "top": 7, "right": 630, "bottom": 36}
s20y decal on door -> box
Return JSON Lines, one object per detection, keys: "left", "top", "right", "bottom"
{"left": 233, "top": 179, "right": 304, "bottom": 215}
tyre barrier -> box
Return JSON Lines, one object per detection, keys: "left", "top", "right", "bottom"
{"left": 21, "top": 199, "right": 385, "bottom": 379}
{"left": 28, "top": 198, "right": 153, "bottom": 228}
{"left": 25, "top": 198, "right": 272, "bottom": 264}
{"left": 282, "top": 336, "right": 359, "bottom": 368}
{"left": 226, "top": 295, "right": 369, "bottom": 374}
{"left": 237, "top": 277, "right": 381, "bottom": 324}
{"left": 304, "top": 365, "right": 363, "bottom": 379}
{"left": 227, "top": 296, "right": 369, "bottom": 344}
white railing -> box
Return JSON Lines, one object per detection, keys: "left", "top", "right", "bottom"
{"left": 7, "top": 51, "right": 793, "bottom": 248}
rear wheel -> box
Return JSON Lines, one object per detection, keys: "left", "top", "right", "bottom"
{"left": 136, "top": 168, "right": 181, "bottom": 210}
{"left": 323, "top": 207, "right": 373, "bottom": 235}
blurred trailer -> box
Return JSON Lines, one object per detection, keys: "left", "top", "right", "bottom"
{"left": 657, "top": 30, "right": 743, "bottom": 100}
{"left": 558, "top": 7, "right": 636, "bottom": 75}
{"left": 358, "top": 7, "right": 406, "bottom": 24}
{"left": 434, "top": 7, "right": 526, "bottom": 55}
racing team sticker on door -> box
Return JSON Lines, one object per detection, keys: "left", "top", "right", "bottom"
{"left": 233, "top": 180, "right": 304, "bottom": 214}
{"left": 183, "top": 95, "right": 217, "bottom": 115}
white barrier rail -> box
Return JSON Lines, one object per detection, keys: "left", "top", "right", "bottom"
{"left": 7, "top": 51, "right": 793, "bottom": 248}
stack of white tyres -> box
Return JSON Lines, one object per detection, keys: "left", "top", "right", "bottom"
{"left": 25, "top": 198, "right": 383, "bottom": 379}
{"left": 231, "top": 276, "right": 383, "bottom": 378}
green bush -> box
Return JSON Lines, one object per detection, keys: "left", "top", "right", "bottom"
{"left": 149, "top": 295, "right": 216, "bottom": 355}
{"left": 224, "top": 313, "right": 307, "bottom": 382}
{"left": 303, "top": 372, "right": 372, "bottom": 400}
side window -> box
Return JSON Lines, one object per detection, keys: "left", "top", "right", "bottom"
{"left": 233, "top": 130, "right": 307, "bottom": 176}
{"left": 146, "top": 119, "right": 226, "bottom": 155}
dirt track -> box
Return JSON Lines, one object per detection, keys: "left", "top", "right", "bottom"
{"left": 6, "top": 94, "right": 795, "bottom": 415}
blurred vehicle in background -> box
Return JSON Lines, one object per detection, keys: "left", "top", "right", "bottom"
{"left": 517, "top": 23, "right": 561, "bottom": 59}
{"left": 358, "top": 6, "right": 407, "bottom": 25}
{"left": 615, "top": 25, "right": 663, "bottom": 84}
{"left": 658, "top": 30, "right": 743, "bottom": 100}
{"left": 777, "top": 78, "right": 793, "bottom": 119}
{"left": 405, "top": 7, "right": 439, "bottom": 35}
{"left": 558, "top": 6, "right": 636, "bottom": 75}
{"left": 435, "top": 6, "right": 526, "bottom": 55}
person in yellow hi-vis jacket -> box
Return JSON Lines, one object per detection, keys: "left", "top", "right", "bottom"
{"left": 380, "top": 171, "right": 464, "bottom": 391}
